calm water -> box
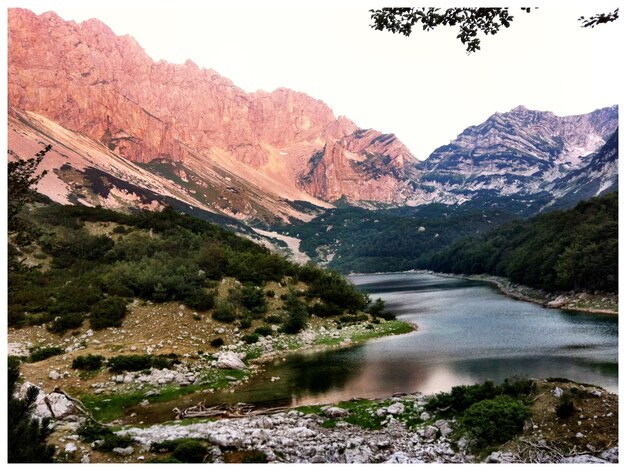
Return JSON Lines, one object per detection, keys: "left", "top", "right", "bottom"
{"left": 136, "top": 273, "right": 618, "bottom": 422}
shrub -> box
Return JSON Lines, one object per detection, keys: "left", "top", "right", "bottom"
{"left": 212, "top": 301, "right": 237, "bottom": 323}
{"left": 339, "top": 313, "right": 369, "bottom": 324}
{"left": 210, "top": 338, "right": 224, "bottom": 348}
{"left": 265, "top": 290, "right": 275, "bottom": 298}
{"left": 242, "top": 333, "right": 259, "bottom": 344}
{"left": 555, "top": 391, "right": 575, "bottom": 419}
{"left": 29, "top": 346, "right": 65, "bottom": 362}
{"left": 107, "top": 354, "right": 179, "bottom": 372}
{"left": 77, "top": 421, "right": 113, "bottom": 442}
{"left": 95, "top": 433, "right": 136, "bottom": 452}
{"left": 240, "top": 450, "right": 268, "bottom": 463}
{"left": 228, "top": 285, "right": 267, "bottom": 315}
{"left": 426, "top": 380, "right": 500, "bottom": 416}
{"left": 172, "top": 440, "right": 208, "bottom": 463}
{"left": 90, "top": 296, "right": 128, "bottom": 330}
{"left": 183, "top": 288, "right": 216, "bottom": 311}
{"left": 459, "top": 396, "right": 531, "bottom": 446}
{"left": 254, "top": 325, "right": 273, "bottom": 337}
{"left": 282, "top": 294, "right": 309, "bottom": 334}
{"left": 47, "top": 313, "right": 84, "bottom": 334}
{"left": 310, "top": 302, "right": 343, "bottom": 318}
{"left": 264, "top": 314, "right": 283, "bottom": 324}
{"left": 72, "top": 354, "right": 105, "bottom": 371}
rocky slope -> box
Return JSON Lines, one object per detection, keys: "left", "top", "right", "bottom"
{"left": 8, "top": 8, "right": 419, "bottom": 220}
{"left": 419, "top": 105, "right": 618, "bottom": 205}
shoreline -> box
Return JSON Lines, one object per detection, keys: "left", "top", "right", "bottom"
{"left": 350, "top": 269, "right": 618, "bottom": 316}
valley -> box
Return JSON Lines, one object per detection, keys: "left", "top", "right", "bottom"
{"left": 6, "top": 6, "right": 619, "bottom": 466}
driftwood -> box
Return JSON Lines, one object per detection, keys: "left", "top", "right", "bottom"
{"left": 173, "top": 401, "right": 291, "bottom": 420}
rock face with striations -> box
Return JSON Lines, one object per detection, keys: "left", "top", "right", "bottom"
{"left": 8, "top": 8, "right": 418, "bottom": 216}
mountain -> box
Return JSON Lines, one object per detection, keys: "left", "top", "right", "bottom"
{"left": 418, "top": 105, "right": 618, "bottom": 205}
{"left": 7, "top": 8, "right": 418, "bottom": 223}
{"left": 7, "top": 8, "right": 618, "bottom": 228}
{"left": 546, "top": 129, "right": 618, "bottom": 210}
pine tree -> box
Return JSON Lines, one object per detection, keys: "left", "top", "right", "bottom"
{"left": 7, "top": 358, "right": 55, "bottom": 463}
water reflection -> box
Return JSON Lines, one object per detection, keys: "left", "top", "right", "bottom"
{"left": 134, "top": 273, "right": 617, "bottom": 423}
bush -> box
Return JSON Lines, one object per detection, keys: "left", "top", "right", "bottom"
{"left": 254, "top": 325, "right": 273, "bottom": 337}
{"left": 242, "top": 333, "right": 259, "bottom": 344}
{"left": 228, "top": 284, "right": 267, "bottom": 315}
{"left": 29, "top": 346, "right": 65, "bottom": 362}
{"left": 426, "top": 380, "right": 500, "bottom": 416}
{"left": 77, "top": 421, "right": 113, "bottom": 442}
{"left": 47, "top": 312, "right": 84, "bottom": 334}
{"left": 72, "top": 354, "right": 105, "bottom": 371}
{"left": 212, "top": 301, "right": 237, "bottom": 323}
{"left": 459, "top": 396, "right": 531, "bottom": 446}
{"left": 555, "top": 391, "right": 575, "bottom": 419}
{"left": 282, "top": 294, "right": 309, "bottom": 334}
{"left": 183, "top": 288, "right": 216, "bottom": 311}
{"left": 264, "top": 314, "right": 283, "bottom": 324}
{"left": 210, "top": 338, "right": 224, "bottom": 348}
{"left": 310, "top": 302, "right": 343, "bottom": 318}
{"left": 172, "top": 440, "right": 208, "bottom": 463}
{"left": 265, "top": 290, "right": 275, "bottom": 298}
{"left": 90, "top": 296, "right": 128, "bottom": 330}
{"left": 95, "top": 433, "right": 136, "bottom": 452}
{"left": 339, "top": 313, "right": 369, "bottom": 324}
{"left": 107, "top": 354, "right": 179, "bottom": 372}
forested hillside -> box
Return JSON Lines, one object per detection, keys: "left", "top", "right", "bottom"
{"left": 281, "top": 204, "right": 518, "bottom": 273}
{"left": 8, "top": 203, "right": 373, "bottom": 334}
{"left": 427, "top": 193, "right": 618, "bottom": 293}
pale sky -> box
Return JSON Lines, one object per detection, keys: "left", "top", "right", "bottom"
{"left": 4, "top": 0, "right": 624, "bottom": 160}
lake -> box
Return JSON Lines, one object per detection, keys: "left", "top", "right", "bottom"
{"left": 137, "top": 272, "right": 618, "bottom": 421}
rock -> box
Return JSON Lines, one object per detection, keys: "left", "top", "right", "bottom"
{"left": 560, "top": 455, "right": 607, "bottom": 464}
{"left": 144, "top": 390, "right": 158, "bottom": 397}
{"left": 113, "top": 446, "right": 134, "bottom": 456}
{"left": 48, "top": 370, "right": 60, "bottom": 380}
{"left": 486, "top": 451, "right": 516, "bottom": 463}
{"left": 64, "top": 443, "right": 77, "bottom": 453}
{"left": 344, "top": 446, "right": 372, "bottom": 463}
{"left": 553, "top": 387, "right": 564, "bottom": 398}
{"left": 385, "top": 452, "right": 422, "bottom": 464}
{"left": 386, "top": 403, "right": 405, "bottom": 415}
{"left": 80, "top": 453, "right": 90, "bottom": 463}
{"left": 600, "top": 447, "right": 618, "bottom": 463}
{"left": 421, "top": 425, "right": 439, "bottom": 440}
{"left": 547, "top": 296, "right": 568, "bottom": 308}
{"left": 575, "top": 432, "right": 584, "bottom": 438}
{"left": 324, "top": 407, "right": 349, "bottom": 418}
{"left": 215, "top": 352, "right": 247, "bottom": 370}
{"left": 419, "top": 411, "right": 431, "bottom": 421}
{"left": 591, "top": 390, "right": 602, "bottom": 397}
{"left": 47, "top": 392, "right": 78, "bottom": 419}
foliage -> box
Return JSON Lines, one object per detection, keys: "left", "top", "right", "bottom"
{"left": 94, "top": 433, "right": 136, "bottom": 452}
{"left": 458, "top": 396, "right": 531, "bottom": 446}
{"left": 579, "top": 9, "right": 619, "bottom": 28}
{"left": 210, "top": 337, "right": 224, "bottom": 348}
{"left": 47, "top": 312, "right": 84, "bottom": 334}
{"left": 283, "top": 204, "right": 517, "bottom": 274}
{"left": 254, "top": 325, "right": 273, "bottom": 337}
{"left": 427, "top": 193, "right": 618, "bottom": 292}
{"left": 8, "top": 145, "right": 50, "bottom": 233}
{"left": 370, "top": 7, "right": 523, "bottom": 53}
{"left": 426, "top": 377, "right": 535, "bottom": 417}
{"left": 89, "top": 296, "right": 128, "bottom": 330}
{"left": 555, "top": 391, "right": 575, "bottom": 419}
{"left": 212, "top": 300, "right": 237, "bottom": 323}
{"left": 107, "top": 353, "right": 179, "bottom": 372}
{"left": 72, "top": 354, "right": 105, "bottom": 371}
{"left": 242, "top": 333, "right": 259, "bottom": 344}
{"left": 281, "top": 293, "right": 309, "bottom": 334}
{"left": 7, "top": 359, "right": 55, "bottom": 463}
{"left": 9, "top": 202, "right": 370, "bottom": 333}
{"left": 77, "top": 420, "right": 114, "bottom": 442}
{"left": 29, "top": 345, "right": 65, "bottom": 362}
{"left": 172, "top": 440, "right": 209, "bottom": 463}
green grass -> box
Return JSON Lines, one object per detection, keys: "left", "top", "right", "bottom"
{"left": 81, "top": 369, "right": 246, "bottom": 422}
{"left": 314, "top": 320, "right": 414, "bottom": 347}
